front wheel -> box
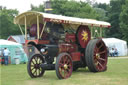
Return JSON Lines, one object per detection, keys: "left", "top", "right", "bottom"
{"left": 55, "top": 53, "right": 73, "bottom": 79}
{"left": 27, "top": 54, "right": 45, "bottom": 78}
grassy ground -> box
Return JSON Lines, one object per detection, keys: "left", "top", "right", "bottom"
{"left": 1, "top": 58, "right": 128, "bottom": 85}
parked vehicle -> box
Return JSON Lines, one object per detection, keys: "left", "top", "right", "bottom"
{"left": 14, "top": 11, "right": 111, "bottom": 79}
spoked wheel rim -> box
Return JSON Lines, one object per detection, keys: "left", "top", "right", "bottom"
{"left": 27, "top": 54, "right": 45, "bottom": 78}
{"left": 56, "top": 53, "right": 73, "bottom": 79}
{"left": 85, "top": 39, "right": 108, "bottom": 72}
{"left": 93, "top": 40, "right": 107, "bottom": 71}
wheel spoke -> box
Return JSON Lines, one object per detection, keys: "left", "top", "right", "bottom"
{"left": 59, "top": 63, "right": 64, "bottom": 67}
{"left": 98, "top": 43, "right": 103, "bottom": 50}
{"left": 63, "top": 57, "right": 66, "bottom": 64}
{"left": 36, "top": 57, "right": 39, "bottom": 64}
{"left": 39, "top": 59, "right": 42, "bottom": 64}
{"left": 68, "top": 64, "right": 71, "bottom": 68}
{"left": 36, "top": 69, "right": 38, "bottom": 76}
{"left": 61, "top": 56, "right": 64, "bottom": 64}
{"left": 99, "top": 50, "right": 106, "bottom": 55}
{"left": 32, "top": 69, "right": 36, "bottom": 73}
{"left": 98, "top": 58, "right": 106, "bottom": 61}
{"left": 64, "top": 70, "right": 67, "bottom": 77}
{"left": 97, "top": 61, "right": 104, "bottom": 69}
{"left": 59, "top": 67, "right": 63, "bottom": 73}
{"left": 33, "top": 69, "right": 37, "bottom": 75}
{"left": 66, "top": 59, "right": 71, "bottom": 64}
{"left": 37, "top": 58, "right": 42, "bottom": 64}
{"left": 39, "top": 67, "right": 42, "bottom": 72}
{"left": 31, "top": 67, "right": 35, "bottom": 71}
{"left": 95, "top": 46, "right": 99, "bottom": 53}
{"left": 37, "top": 69, "right": 40, "bottom": 76}
{"left": 34, "top": 57, "right": 38, "bottom": 63}
{"left": 31, "top": 60, "right": 35, "bottom": 64}
{"left": 66, "top": 56, "right": 69, "bottom": 61}
{"left": 30, "top": 65, "right": 34, "bottom": 67}
{"left": 39, "top": 69, "right": 42, "bottom": 74}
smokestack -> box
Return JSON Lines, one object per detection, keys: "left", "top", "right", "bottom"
{"left": 44, "top": 1, "right": 53, "bottom": 13}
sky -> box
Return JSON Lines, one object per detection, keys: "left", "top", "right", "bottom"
{"left": 0, "top": 0, "right": 110, "bottom": 13}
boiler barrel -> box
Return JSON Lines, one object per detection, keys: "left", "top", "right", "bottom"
{"left": 45, "top": 45, "right": 59, "bottom": 57}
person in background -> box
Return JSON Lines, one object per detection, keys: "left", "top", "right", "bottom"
{"left": 114, "top": 48, "right": 118, "bottom": 56}
{"left": 112, "top": 48, "right": 115, "bottom": 57}
{"left": 3, "top": 48, "right": 10, "bottom": 65}
{"left": 110, "top": 48, "right": 115, "bottom": 57}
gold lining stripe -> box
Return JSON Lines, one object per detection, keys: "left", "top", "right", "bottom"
{"left": 44, "top": 8, "right": 53, "bottom": 11}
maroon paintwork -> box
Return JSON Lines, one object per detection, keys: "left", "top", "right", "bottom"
{"left": 77, "top": 25, "right": 91, "bottom": 48}
{"left": 57, "top": 53, "right": 72, "bottom": 79}
{"left": 65, "top": 33, "right": 76, "bottom": 43}
{"left": 26, "top": 31, "right": 82, "bottom": 62}
{"left": 93, "top": 39, "right": 107, "bottom": 71}
{"left": 29, "top": 23, "right": 43, "bottom": 37}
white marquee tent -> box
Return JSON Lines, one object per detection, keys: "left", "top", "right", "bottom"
{"left": 0, "top": 39, "right": 28, "bottom": 64}
{"left": 103, "top": 38, "right": 128, "bottom": 56}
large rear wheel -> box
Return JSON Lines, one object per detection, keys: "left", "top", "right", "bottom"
{"left": 85, "top": 39, "right": 108, "bottom": 72}
{"left": 27, "top": 54, "right": 45, "bottom": 78}
{"left": 55, "top": 53, "right": 73, "bottom": 79}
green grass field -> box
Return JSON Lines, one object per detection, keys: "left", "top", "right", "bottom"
{"left": 1, "top": 58, "right": 128, "bottom": 85}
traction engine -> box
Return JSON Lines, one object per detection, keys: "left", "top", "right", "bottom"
{"left": 14, "top": 11, "right": 110, "bottom": 79}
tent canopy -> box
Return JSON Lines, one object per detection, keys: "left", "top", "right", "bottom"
{"left": 103, "top": 38, "right": 126, "bottom": 44}
{"left": 103, "top": 38, "right": 128, "bottom": 56}
{"left": 0, "top": 40, "right": 28, "bottom": 64}
{"left": 0, "top": 39, "right": 21, "bottom": 46}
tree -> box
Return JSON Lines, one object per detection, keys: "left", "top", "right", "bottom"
{"left": 51, "top": 0, "right": 99, "bottom": 19}
{"left": 120, "top": 0, "right": 128, "bottom": 42}
{"left": 0, "top": 6, "right": 20, "bottom": 39}
{"left": 31, "top": 4, "right": 44, "bottom": 12}
{"left": 30, "top": 0, "right": 100, "bottom": 19}
{"left": 86, "top": 0, "right": 96, "bottom": 5}
{"left": 94, "top": 8, "right": 108, "bottom": 21}
{"left": 93, "top": 3, "right": 110, "bottom": 11}
{"left": 106, "top": 0, "right": 125, "bottom": 38}
{"left": 50, "top": 0, "right": 67, "bottom": 14}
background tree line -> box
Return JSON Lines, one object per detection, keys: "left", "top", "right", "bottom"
{"left": 0, "top": 0, "right": 128, "bottom": 43}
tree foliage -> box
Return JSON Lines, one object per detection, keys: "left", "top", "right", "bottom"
{"left": 120, "top": 0, "right": 128, "bottom": 42}
{"left": 51, "top": 0, "right": 99, "bottom": 19}
{"left": 0, "top": 7, "right": 20, "bottom": 39}
{"left": 105, "top": 0, "right": 125, "bottom": 38}
{"left": 31, "top": 4, "right": 44, "bottom": 12}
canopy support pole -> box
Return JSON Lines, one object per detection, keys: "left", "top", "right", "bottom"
{"left": 18, "top": 24, "right": 24, "bottom": 36}
{"left": 40, "top": 21, "right": 46, "bottom": 39}
{"left": 24, "top": 16, "right": 27, "bottom": 40}
{"left": 37, "top": 15, "right": 40, "bottom": 39}
{"left": 96, "top": 29, "right": 100, "bottom": 37}
{"left": 91, "top": 26, "right": 93, "bottom": 39}
{"left": 100, "top": 27, "right": 102, "bottom": 37}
